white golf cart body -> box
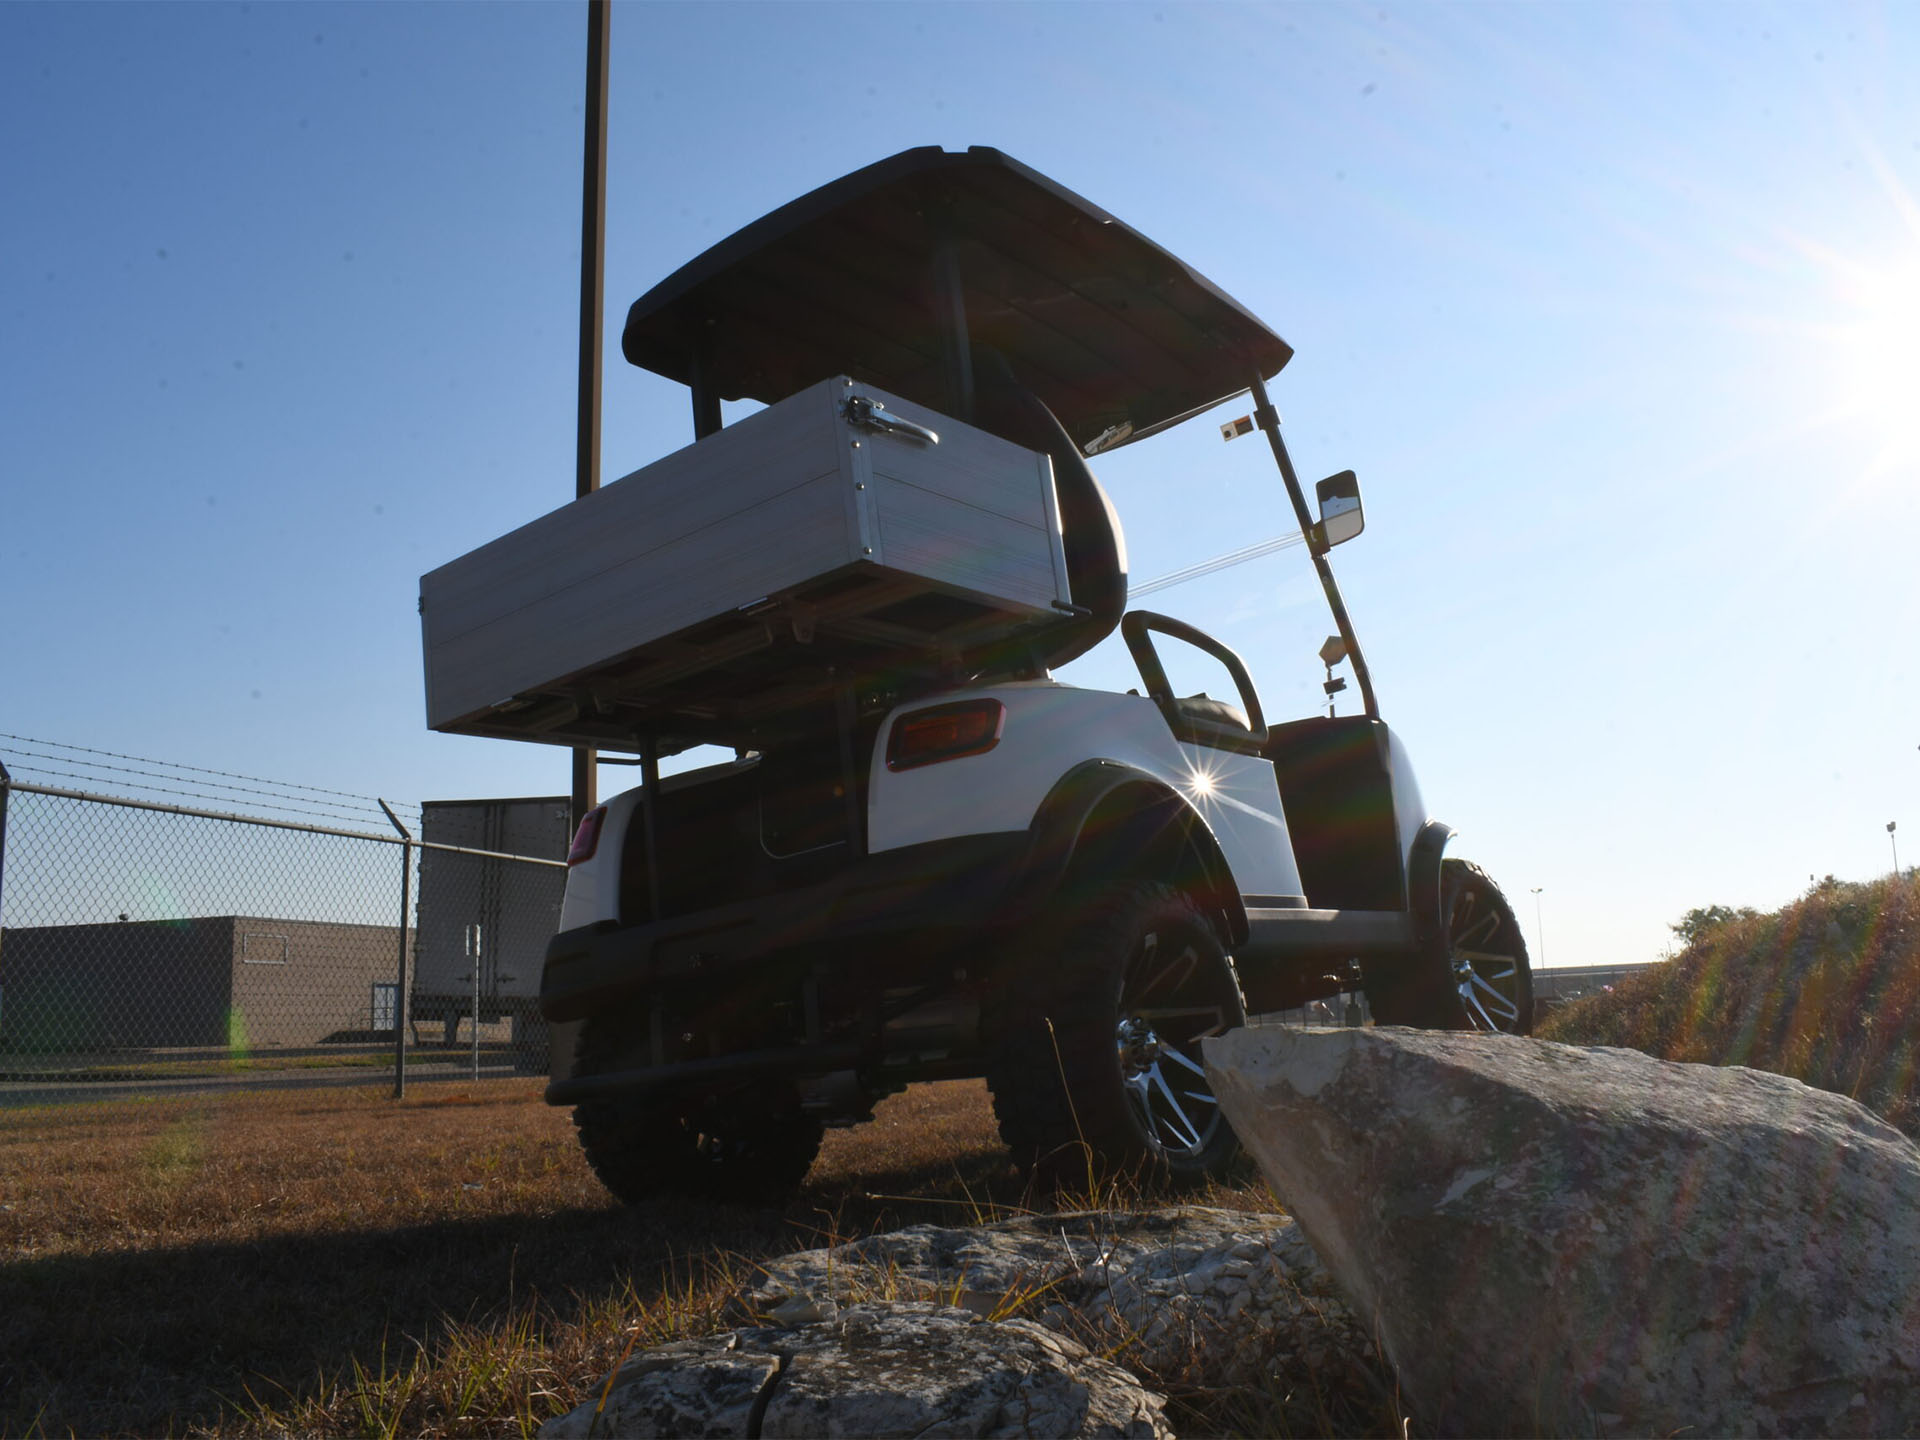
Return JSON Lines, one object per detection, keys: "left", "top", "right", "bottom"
{"left": 562, "top": 678, "right": 1435, "bottom": 933}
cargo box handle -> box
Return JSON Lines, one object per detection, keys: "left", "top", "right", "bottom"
{"left": 844, "top": 394, "right": 940, "bottom": 447}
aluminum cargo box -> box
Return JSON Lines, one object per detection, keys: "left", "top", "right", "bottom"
{"left": 420, "top": 376, "right": 1072, "bottom": 751}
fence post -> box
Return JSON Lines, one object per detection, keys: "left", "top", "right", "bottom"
{"left": 0, "top": 760, "right": 11, "bottom": 979}
{"left": 379, "top": 801, "right": 413, "bottom": 1099}
{"left": 471, "top": 939, "right": 481, "bottom": 1083}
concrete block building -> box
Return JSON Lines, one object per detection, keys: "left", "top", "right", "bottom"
{"left": 0, "top": 916, "right": 406, "bottom": 1053}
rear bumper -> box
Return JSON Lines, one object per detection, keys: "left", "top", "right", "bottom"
{"left": 544, "top": 1041, "right": 869, "bottom": 1107}
{"left": 538, "top": 833, "right": 1027, "bottom": 1024}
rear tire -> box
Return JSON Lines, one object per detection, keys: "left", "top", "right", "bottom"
{"left": 570, "top": 1012, "right": 823, "bottom": 1205}
{"left": 1367, "top": 859, "right": 1533, "bottom": 1033}
{"left": 986, "top": 882, "right": 1246, "bottom": 1191}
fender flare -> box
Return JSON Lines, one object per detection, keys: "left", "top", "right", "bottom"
{"left": 1004, "top": 759, "right": 1248, "bottom": 946}
{"left": 1407, "top": 819, "right": 1455, "bottom": 948}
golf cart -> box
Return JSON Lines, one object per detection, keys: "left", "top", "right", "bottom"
{"left": 418, "top": 146, "right": 1532, "bottom": 1200}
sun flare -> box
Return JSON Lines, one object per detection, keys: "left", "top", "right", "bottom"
{"left": 1816, "top": 251, "right": 1920, "bottom": 478}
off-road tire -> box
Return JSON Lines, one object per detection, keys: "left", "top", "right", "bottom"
{"left": 985, "top": 882, "right": 1246, "bottom": 1191}
{"left": 569, "top": 1012, "right": 823, "bottom": 1205}
{"left": 1366, "top": 858, "right": 1534, "bottom": 1033}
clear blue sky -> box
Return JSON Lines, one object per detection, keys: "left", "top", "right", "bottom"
{"left": 5, "top": 2, "right": 1916, "bottom": 971}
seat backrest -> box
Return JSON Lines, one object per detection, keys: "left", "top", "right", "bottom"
{"left": 969, "top": 350, "right": 1128, "bottom": 670}
{"left": 1175, "top": 694, "right": 1251, "bottom": 733}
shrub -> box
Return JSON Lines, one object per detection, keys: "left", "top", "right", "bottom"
{"left": 1541, "top": 872, "right": 1920, "bottom": 1136}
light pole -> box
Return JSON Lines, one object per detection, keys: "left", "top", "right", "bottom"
{"left": 1891, "top": 821, "right": 1901, "bottom": 877}
{"left": 1530, "top": 886, "right": 1546, "bottom": 968}
{"left": 570, "top": 0, "right": 611, "bottom": 840}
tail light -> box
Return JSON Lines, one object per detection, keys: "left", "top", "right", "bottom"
{"left": 567, "top": 805, "right": 608, "bottom": 866}
{"left": 886, "top": 699, "right": 1005, "bottom": 771}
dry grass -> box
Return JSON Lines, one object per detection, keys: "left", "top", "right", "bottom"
{"left": 1541, "top": 871, "right": 1920, "bottom": 1137}
{"left": 0, "top": 1078, "right": 1342, "bottom": 1438}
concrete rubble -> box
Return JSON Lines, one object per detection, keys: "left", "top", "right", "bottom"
{"left": 538, "top": 1300, "right": 1172, "bottom": 1439}
{"left": 544, "top": 1205, "right": 1373, "bottom": 1437}
{"left": 1206, "top": 1025, "right": 1920, "bottom": 1438}
{"left": 552, "top": 1025, "right": 1920, "bottom": 1438}
{"left": 733, "top": 1205, "right": 1365, "bottom": 1384}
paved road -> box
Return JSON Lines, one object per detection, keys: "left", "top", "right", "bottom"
{"left": 0, "top": 1057, "right": 539, "bottom": 1108}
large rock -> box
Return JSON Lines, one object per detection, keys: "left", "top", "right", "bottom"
{"left": 540, "top": 1301, "right": 1171, "bottom": 1438}
{"left": 1205, "top": 1025, "right": 1920, "bottom": 1437}
{"left": 733, "top": 1206, "right": 1367, "bottom": 1384}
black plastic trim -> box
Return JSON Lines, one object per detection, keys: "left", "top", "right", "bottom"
{"left": 539, "top": 763, "right": 1265, "bottom": 1024}
{"left": 547, "top": 1042, "right": 864, "bottom": 1106}
{"left": 540, "top": 833, "right": 1026, "bottom": 1022}
{"left": 1266, "top": 715, "right": 1406, "bottom": 911}
{"left": 1407, "top": 819, "right": 1455, "bottom": 948}
{"left": 1240, "top": 907, "right": 1416, "bottom": 964}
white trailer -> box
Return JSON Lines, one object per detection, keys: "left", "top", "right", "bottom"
{"left": 414, "top": 797, "right": 570, "bottom": 1055}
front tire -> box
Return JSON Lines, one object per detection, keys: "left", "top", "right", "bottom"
{"left": 986, "top": 883, "right": 1246, "bottom": 1190}
{"left": 1367, "top": 859, "right": 1533, "bottom": 1033}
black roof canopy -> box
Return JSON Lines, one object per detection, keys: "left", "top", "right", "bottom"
{"left": 622, "top": 146, "right": 1293, "bottom": 452}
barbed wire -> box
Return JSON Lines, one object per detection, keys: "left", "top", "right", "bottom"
{"left": 2, "top": 762, "right": 412, "bottom": 831}
{"left": 0, "top": 748, "right": 413, "bottom": 828}
{"left": 0, "top": 733, "right": 423, "bottom": 817}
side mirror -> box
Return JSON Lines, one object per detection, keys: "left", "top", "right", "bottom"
{"left": 1313, "top": 470, "right": 1364, "bottom": 551}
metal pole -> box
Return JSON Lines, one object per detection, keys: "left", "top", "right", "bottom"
{"left": 0, "top": 760, "right": 12, "bottom": 977}
{"left": 571, "top": 0, "right": 611, "bottom": 838}
{"left": 1530, "top": 886, "right": 1546, "bottom": 968}
{"left": 1247, "top": 372, "right": 1379, "bottom": 719}
{"left": 689, "top": 331, "right": 723, "bottom": 439}
{"left": 1891, "top": 821, "right": 1901, "bottom": 877}
{"left": 834, "top": 672, "right": 864, "bottom": 855}
{"left": 472, "top": 929, "right": 481, "bottom": 1082}
{"left": 639, "top": 733, "right": 662, "bottom": 921}
{"left": 929, "top": 228, "right": 974, "bottom": 423}
{"left": 379, "top": 800, "right": 413, "bottom": 1100}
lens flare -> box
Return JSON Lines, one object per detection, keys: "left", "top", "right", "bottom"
{"left": 1184, "top": 764, "right": 1219, "bottom": 801}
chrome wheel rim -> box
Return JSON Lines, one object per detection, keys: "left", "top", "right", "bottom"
{"left": 1447, "top": 887, "right": 1524, "bottom": 1031}
{"left": 1115, "top": 928, "right": 1229, "bottom": 1161}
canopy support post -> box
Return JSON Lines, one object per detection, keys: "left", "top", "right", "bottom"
{"left": 689, "top": 330, "right": 723, "bottom": 439}
{"left": 1249, "top": 372, "right": 1379, "bottom": 719}
{"left": 929, "top": 229, "right": 973, "bottom": 423}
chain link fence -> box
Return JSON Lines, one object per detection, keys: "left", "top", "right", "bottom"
{"left": 0, "top": 749, "right": 569, "bottom": 1107}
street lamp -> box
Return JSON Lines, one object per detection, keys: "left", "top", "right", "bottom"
{"left": 1891, "top": 821, "right": 1901, "bottom": 877}
{"left": 1530, "top": 886, "right": 1546, "bottom": 968}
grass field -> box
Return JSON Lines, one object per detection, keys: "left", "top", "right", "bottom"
{"left": 0, "top": 1078, "right": 1330, "bottom": 1438}
{"left": 19, "top": 867, "right": 1910, "bottom": 1439}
